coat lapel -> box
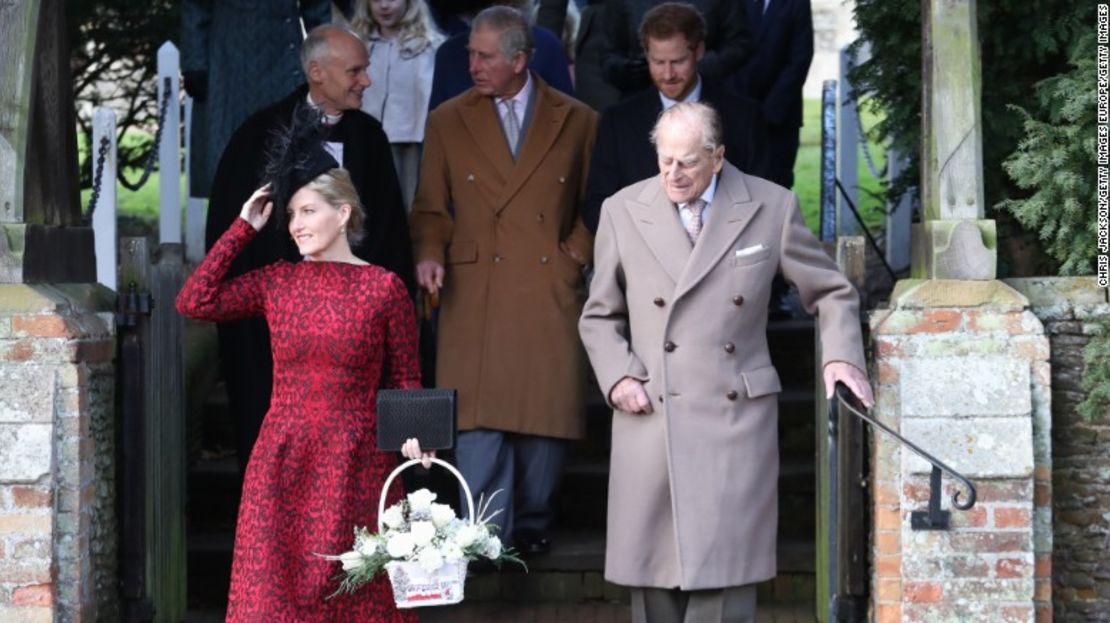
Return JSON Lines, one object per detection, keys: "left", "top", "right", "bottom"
{"left": 495, "top": 77, "right": 568, "bottom": 212}
{"left": 629, "top": 178, "right": 691, "bottom": 285}
{"left": 674, "top": 165, "right": 762, "bottom": 301}
{"left": 459, "top": 90, "right": 513, "bottom": 195}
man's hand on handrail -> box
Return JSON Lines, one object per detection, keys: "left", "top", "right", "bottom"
{"left": 823, "top": 362, "right": 874, "bottom": 409}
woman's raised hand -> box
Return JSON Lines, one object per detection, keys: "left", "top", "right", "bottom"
{"left": 239, "top": 184, "right": 274, "bottom": 231}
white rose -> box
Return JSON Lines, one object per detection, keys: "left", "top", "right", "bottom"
{"left": 417, "top": 547, "right": 445, "bottom": 574}
{"left": 454, "top": 524, "right": 483, "bottom": 549}
{"left": 483, "top": 535, "right": 502, "bottom": 560}
{"left": 410, "top": 521, "right": 437, "bottom": 548}
{"left": 339, "top": 551, "right": 364, "bottom": 571}
{"left": 386, "top": 532, "right": 416, "bottom": 559}
{"left": 407, "top": 489, "right": 437, "bottom": 513}
{"left": 356, "top": 535, "right": 381, "bottom": 557}
{"left": 430, "top": 503, "right": 457, "bottom": 529}
{"left": 381, "top": 505, "right": 406, "bottom": 531}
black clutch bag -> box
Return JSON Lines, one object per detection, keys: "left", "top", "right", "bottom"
{"left": 376, "top": 388, "right": 457, "bottom": 451}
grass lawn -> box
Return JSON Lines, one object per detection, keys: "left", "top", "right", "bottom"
{"left": 78, "top": 131, "right": 183, "bottom": 227}
{"left": 794, "top": 98, "right": 888, "bottom": 236}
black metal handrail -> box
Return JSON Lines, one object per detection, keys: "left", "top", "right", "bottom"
{"left": 825, "top": 382, "right": 979, "bottom": 622}
{"left": 832, "top": 383, "right": 977, "bottom": 525}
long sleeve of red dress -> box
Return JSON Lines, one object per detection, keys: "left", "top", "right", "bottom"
{"left": 176, "top": 217, "right": 273, "bottom": 321}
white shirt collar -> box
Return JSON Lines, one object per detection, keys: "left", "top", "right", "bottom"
{"left": 679, "top": 173, "right": 719, "bottom": 210}
{"left": 499, "top": 71, "right": 533, "bottom": 115}
{"left": 306, "top": 93, "right": 343, "bottom": 126}
{"left": 659, "top": 75, "right": 704, "bottom": 110}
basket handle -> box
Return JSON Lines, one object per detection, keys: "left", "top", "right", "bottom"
{"left": 377, "top": 458, "right": 476, "bottom": 533}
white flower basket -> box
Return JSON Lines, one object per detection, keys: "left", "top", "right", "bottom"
{"left": 378, "top": 458, "right": 475, "bottom": 609}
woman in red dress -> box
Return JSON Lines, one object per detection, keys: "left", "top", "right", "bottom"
{"left": 177, "top": 169, "right": 427, "bottom": 621}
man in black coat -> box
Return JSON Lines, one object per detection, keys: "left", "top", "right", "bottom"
{"left": 582, "top": 2, "right": 766, "bottom": 234}
{"left": 727, "top": 0, "right": 814, "bottom": 189}
{"left": 600, "top": 0, "right": 752, "bottom": 102}
{"left": 205, "top": 24, "right": 414, "bottom": 471}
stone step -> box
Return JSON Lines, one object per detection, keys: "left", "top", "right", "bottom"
{"left": 186, "top": 528, "right": 816, "bottom": 610}
{"left": 187, "top": 600, "right": 821, "bottom": 622}
{"left": 187, "top": 531, "right": 233, "bottom": 610}
{"left": 464, "top": 533, "right": 815, "bottom": 604}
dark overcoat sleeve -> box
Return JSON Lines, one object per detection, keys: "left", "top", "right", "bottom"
{"left": 536, "top": 0, "right": 570, "bottom": 38}
{"left": 582, "top": 108, "right": 623, "bottom": 235}
{"left": 180, "top": 0, "right": 211, "bottom": 73}
{"left": 761, "top": 0, "right": 813, "bottom": 128}
{"left": 699, "top": 0, "right": 754, "bottom": 84}
{"left": 599, "top": 1, "right": 649, "bottom": 93}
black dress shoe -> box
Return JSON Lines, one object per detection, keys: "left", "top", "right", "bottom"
{"left": 513, "top": 531, "right": 552, "bottom": 556}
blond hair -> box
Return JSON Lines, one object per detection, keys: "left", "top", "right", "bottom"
{"left": 351, "top": 0, "right": 444, "bottom": 56}
{"left": 303, "top": 169, "right": 366, "bottom": 248}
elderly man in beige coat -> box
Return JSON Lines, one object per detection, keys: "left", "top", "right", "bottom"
{"left": 410, "top": 6, "right": 597, "bottom": 555}
{"left": 578, "top": 102, "right": 873, "bottom": 623}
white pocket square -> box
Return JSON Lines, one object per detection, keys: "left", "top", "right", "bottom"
{"left": 735, "top": 244, "right": 768, "bottom": 258}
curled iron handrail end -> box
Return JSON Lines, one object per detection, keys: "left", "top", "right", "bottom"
{"left": 950, "top": 481, "right": 977, "bottom": 511}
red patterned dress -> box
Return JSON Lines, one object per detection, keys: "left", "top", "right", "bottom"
{"left": 177, "top": 218, "right": 419, "bottom": 622}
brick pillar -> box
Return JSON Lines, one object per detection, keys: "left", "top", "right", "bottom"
{"left": 0, "top": 285, "right": 117, "bottom": 622}
{"left": 869, "top": 280, "right": 1051, "bottom": 623}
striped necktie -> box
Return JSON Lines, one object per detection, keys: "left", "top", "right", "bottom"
{"left": 502, "top": 99, "right": 521, "bottom": 158}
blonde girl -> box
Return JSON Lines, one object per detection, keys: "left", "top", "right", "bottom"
{"left": 352, "top": 0, "right": 444, "bottom": 211}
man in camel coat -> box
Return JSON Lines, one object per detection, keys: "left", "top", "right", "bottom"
{"left": 410, "top": 6, "right": 597, "bottom": 554}
{"left": 578, "top": 102, "right": 873, "bottom": 622}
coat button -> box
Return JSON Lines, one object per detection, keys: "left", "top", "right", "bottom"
{"left": 733, "top": 295, "right": 745, "bottom": 306}
{"left": 724, "top": 342, "right": 735, "bottom": 353}
{"left": 493, "top": 255, "right": 503, "bottom": 263}
{"left": 540, "top": 256, "right": 549, "bottom": 264}
{"left": 653, "top": 297, "right": 665, "bottom": 307}
{"left": 726, "top": 390, "right": 739, "bottom": 401}
{"left": 658, "top": 395, "right": 664, "bottom": 403}
{"left": 663, "top": 341, "right": 676, "bottom": 352}
{"left": 537, "top": 213, "right": 545, "bottom": 222}
{"left": 467, "top": 174, "right": 475, "bottom": 182}
{"left": 559, "top": 176, "right": 566, "bottom": 184}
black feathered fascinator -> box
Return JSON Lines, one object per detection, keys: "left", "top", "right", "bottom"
{"left": 262, "top": 102, "right": 340, "bottom": 224}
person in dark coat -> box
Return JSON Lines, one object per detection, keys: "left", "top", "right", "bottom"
{"left": 600, "top": 0, "right": 752, "bottom": 101}
{"left": 427, "top": 3, "right": 574, "bottom": 111}
{"left": 537, "top": 0, "right": 621, "bottom": 112}
{"left": 582, "top": 2, "right": 766, "bottom": 234}
{"left": 727, "top": 0, "right": 814, "bottom": 189}
{"left": 180, "top": 0, "right": 331, "bottom": 197}
{"left": 205, "top": 24, "right": 414, "bottom": 472}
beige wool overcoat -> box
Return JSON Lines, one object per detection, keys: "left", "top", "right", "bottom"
{"left": 579, "top": 162, "right": 866, "bottom": 589}
{"left": 410, "top": 74, "right": 597, "bottom": 440}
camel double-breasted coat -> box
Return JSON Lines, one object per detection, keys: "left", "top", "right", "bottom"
{"left": 410, "top": 74, "right": 597, "bottom": 440}
{"left": 578, "top": 162, "right": 866, "bottom": 589}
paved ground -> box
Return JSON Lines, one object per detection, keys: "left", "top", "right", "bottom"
{"left": 419, "top": 602, "right": 816, "bottom": 622}
{"left": 186, "top": 602, "right": 816, "bottom": 622}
